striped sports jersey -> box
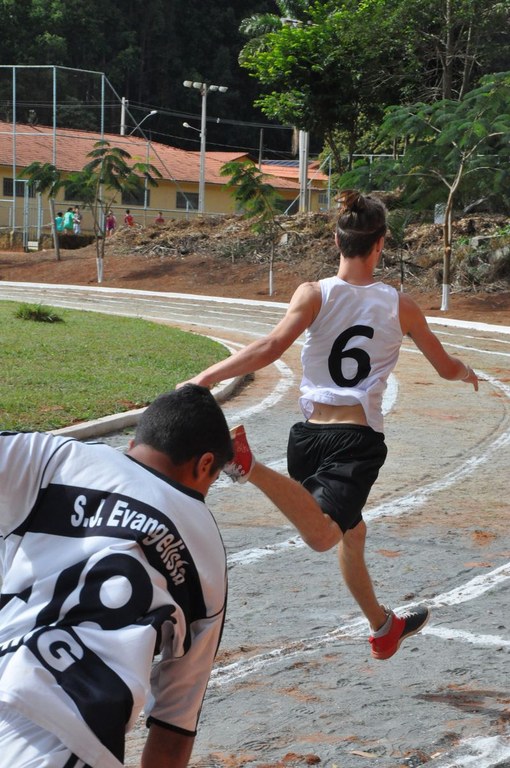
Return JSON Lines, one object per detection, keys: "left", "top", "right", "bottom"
{"left": 0, "top": 432, "right": 227, "bottom": 768}
{"left": 299, "top": 277, "right": 403, "bottom": 432}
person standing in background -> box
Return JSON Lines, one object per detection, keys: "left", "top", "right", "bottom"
{"left": 55, "top": 211, "right": 64, "bottom": 234}
{"left": 106, "top": 210, "right": 117, "bottom": 237}
{"left": 63, "top": 207, "right": 74, "bottom": 235}
{"left": 73, "top": 206, "right": 82, "bottom": 235}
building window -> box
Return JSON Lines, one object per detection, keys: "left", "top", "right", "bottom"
{"left": 176, "top": 191, "right": 198, "bottom": 210}
{"left": 3, "top": 178, "right": 35, "bottom": 198}
{"left": 121, "top": 187, "right": 149, "bottom": 206}
{"left": 318, "top": 192, "right": 329, "bottom": 206}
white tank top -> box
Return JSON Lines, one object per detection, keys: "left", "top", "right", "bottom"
{"left": 299, "top": 277, "right": 403, "bottom": 432}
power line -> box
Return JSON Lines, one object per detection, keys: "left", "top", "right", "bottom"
{"left": 0, "top": 99, "right": 292, "bottom": 131}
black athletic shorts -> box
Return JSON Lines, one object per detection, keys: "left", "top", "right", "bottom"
{"left": 287, "top": 421, "right": 388, "bottom": 533}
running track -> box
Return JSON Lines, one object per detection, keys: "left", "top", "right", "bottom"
{"left": 1, "top": 283, "right": 509, "bottom": 768}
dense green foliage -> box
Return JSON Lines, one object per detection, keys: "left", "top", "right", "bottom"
{"left": 0, "top": 0, "right": 293, "bottom": 156}
{"left": 0, "top": 301, "right": 229, "bottom": 431}
{"left": 340, "top": 70, "right": 510, "bottom": 308}
{"left": 238, "top": 0, "right": 510, "bottom": 167}
{"left": 2, "top": 1, "right": 510, "bottom": 178}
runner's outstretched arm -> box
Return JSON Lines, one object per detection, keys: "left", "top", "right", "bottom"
{"left": 398, "top": 293, "right": 479, "bottom": 390}
{"left": 179, "top": 282, "right": 321, "bottom": 389}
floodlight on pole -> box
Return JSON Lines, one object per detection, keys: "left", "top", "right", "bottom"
{"left": 183, "top": 121, "right": 200, "bottom": 133}
{"left": 183, "top": 79, "right": 228, "bottom": 214}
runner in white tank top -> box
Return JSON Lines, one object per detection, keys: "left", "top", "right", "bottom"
{"left": 300, "top": 276, "right": 402, "bottom": 433}
{"left": 183, "top": 190, "right": 478, "bottom": 661}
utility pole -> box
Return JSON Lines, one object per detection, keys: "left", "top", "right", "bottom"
{"left": 120, "top": 97, "right": 128, "bottom": 136}
{"left": 183, "top": 81, "right": 228, "bottom": 214}
{"left": 298, "top": 129, "right": 310, "bottom": 213}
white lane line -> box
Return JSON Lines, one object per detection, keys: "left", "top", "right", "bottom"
{"left": 366, "top": 429, "right": 510, "bottom": 521}
{"left": 227, "top": 368, "right": 509, "bottom": 565}
{"left": 424, "top": 625, "right": 510, "bottom": 648}
{"left": 210, "top": 562, "right": 510, "bottom": 687}
{"left": 425, "top": 316, "right": 510, "bottom": 335}
{"left": 439, "top": 341, "right": 510, "bottom": 359}
{"left": 226, "top": 358, "right": 296, "bottom": 422}
{"left": 403, "top": 339, "right": 510, "bottom": 362}
{"left": 426, "top": 561, "right": 510, "bottom": 608}
{"left": 2, "top": 284, "right": 509, "bottom": 335}
{"left": 435, "top": 328, "right": 510, "bottom": 347}
{"left": 0, "top": 281, "right": 289, "bottom": 309}
{"left": 431, "top": 735, "right": 510, "bottom": 767}
{"left": 4, "top": 284, "right": 510, "bottom": 333}
{"left": 227, "top": 537, "right": 303, "bottom": 566}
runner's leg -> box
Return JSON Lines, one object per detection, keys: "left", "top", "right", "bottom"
{"left": 338, "top": 520, "right": 388, "bottom": 631}
{"left": 248, "top": 462, "right": 342, "bottom": 552}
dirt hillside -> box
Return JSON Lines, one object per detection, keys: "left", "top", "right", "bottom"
{"left": 1, "top": 212, "right": 509, "bottom": 325}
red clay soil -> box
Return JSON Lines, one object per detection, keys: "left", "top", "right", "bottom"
{"left": 1, "top": 214, "right": 509, "bottom": 326}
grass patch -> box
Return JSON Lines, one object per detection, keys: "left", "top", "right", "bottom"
{"left": 14, "top": 303, "right": 64, "bottom": 323}
{"left": 1, "top": 301, "right": 228, "bottom": 431}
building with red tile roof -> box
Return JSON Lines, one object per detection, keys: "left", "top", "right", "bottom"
{"left": 0, "top": 121, "right": 329, "bottom": 242}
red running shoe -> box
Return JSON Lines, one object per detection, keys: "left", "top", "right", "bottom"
{"left": 223, "top": 425, "right": 255, "bottom": 484}
{"left": 369, "top": 606, "right": 430, "bottom": 660}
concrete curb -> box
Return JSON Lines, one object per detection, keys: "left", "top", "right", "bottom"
{"left": 51, "top": 376, "right": 245, "bottom": 440}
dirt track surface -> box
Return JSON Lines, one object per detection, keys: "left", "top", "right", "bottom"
{"left": 1, "top": 284, "right": 507, "bottom": 768}
{"left": 128, "top": 300, "right": 510, "bottom": 768}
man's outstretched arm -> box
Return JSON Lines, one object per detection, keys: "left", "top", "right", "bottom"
{"left": 141, "top": 724, "right": 194, "bottom": 768}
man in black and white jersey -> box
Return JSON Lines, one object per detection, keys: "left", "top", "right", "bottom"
{"left": 182, "top": 190, "right": 479, "bottom": 662}
{"left": 0, "top": 385, "right": 233, "bottom": 768}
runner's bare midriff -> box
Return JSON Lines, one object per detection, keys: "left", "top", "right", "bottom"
{"left": 308, "top": 402, "right": 368, "bottom": 425}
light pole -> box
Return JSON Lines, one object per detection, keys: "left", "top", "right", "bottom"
{"left": 127, "top": 109, "right": 158, "bottom": 136}
{"left": 183, "top": 80, "right": 227, "bottom": 214}
{"left": 120, "top": 99, "right": 158, "bottom": 136}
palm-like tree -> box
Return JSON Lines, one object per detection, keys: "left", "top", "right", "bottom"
{"left": 65, "top": 140, "right": 162, "bottom": 282}
{"left": 239, "top": 1, "right": 308, "bottom": 58}
{"left": 22, "top": 161, "right": 64, "bottom": 261}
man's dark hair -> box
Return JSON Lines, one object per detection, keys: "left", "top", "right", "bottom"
{"left": 336, "top": 189, "right": 387, "bottom": 258}
{"left": 134, "top": 385, "right": 233, "bottom": 472}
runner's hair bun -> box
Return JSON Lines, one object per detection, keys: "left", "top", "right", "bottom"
{"left": 337, "top": 189, "right": 366, "bottom": 214}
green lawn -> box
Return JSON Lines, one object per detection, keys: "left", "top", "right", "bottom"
{"left": 0, "top": 301, "right": 228, "bottom": 431}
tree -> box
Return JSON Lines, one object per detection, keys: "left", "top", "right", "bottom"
{"left": 64, "top": 140, "right": 161, "bottom": 282}
{"left": 399, "top": 0, "right": 510, "bottom": 102}
{"left": 221, "top": 159, "right": 284, "bottom": 296}
{"left": 342, "top": 72, "right": 510, "bottom": 310}
{"left": 239, "top": 0, "right": 414, "bottom": 171}
{"left": 22, "top": 161, "right": 63, "bottom": 261}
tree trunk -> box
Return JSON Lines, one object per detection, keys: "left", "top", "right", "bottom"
{"left": 94, "top": 206, "right": 106, "bottom": 283}
{"left": 96, "top": 257, "right": 104, "bottom": 284}
{"left": 324, "top": 130, "right": 343, "bottom": 173}
{"left": 48, "top": 197, "right": 60, "bottom": 262}
{"left": 443, "top": 0, "right": 453, "bottom": 100}
{"left": 459, "top": 19, "right": 476, "bottom": 100}
{"left": 441, "top": 196, "right": 453, "bottom": 311}
{"left": 268, "top": 240, "right": 274, "bottom": 297}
